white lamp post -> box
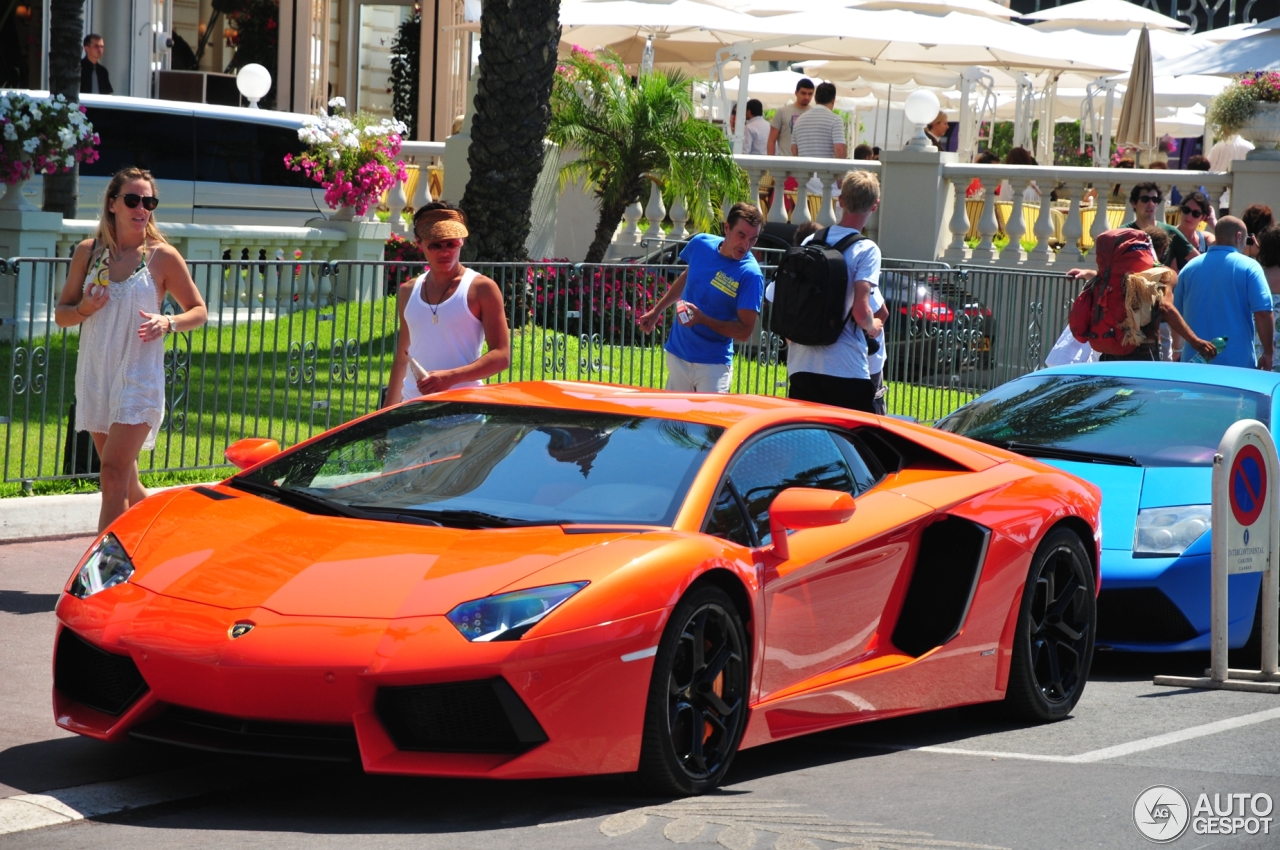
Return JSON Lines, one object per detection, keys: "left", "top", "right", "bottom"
{"left": 903, "top": 89, "right": 942, "bottom": 152}
{"left": 236, "top": 63, "right": 272, "bottom": 110}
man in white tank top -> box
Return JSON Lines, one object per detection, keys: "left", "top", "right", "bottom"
{"left": 384, "top": 204, "right": 511, "bottom": 406}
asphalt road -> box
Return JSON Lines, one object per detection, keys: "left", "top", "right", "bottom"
{"left": 3, "top": 535, "right": 1279, "bottom": 850}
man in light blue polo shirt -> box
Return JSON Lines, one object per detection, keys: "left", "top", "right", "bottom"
{"left": 1174, "top": 216, "right": 1274, "bottom": 370}
{"left": 637, "top": 203, "right": 766, "bottom": 392}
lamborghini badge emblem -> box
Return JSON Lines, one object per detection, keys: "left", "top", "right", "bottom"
{"left": 228, "top": 621, "right": 255, "bottom": 639}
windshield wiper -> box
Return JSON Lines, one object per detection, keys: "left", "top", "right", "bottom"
{"left": 983, "top": 440, "right": 1140, "bottom": 467}
{"left": 391, "top": 508, "right": 557, "bottom": 529}
{"left": 228, "top": 478, "right": 442, "bottom": 525}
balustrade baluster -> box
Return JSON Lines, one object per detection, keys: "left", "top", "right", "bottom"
{"left": 794, "top": 175, "right": 813, "bottom": 225}
{"left": 1029, "top": 190, "right": 1054, "bottom": 264}
{"left": 668, "top": 195, "right": 688, "bottom": 241}
{"left": 767, "top": 171, "right": 791, "bottom": 224}
{"left": 644, "top": 181, "right": 665, "bottom": 244}
{"left": 944, "top": 175, "right": 970, "bottom": 262}
{"left": 386, "top": 180, "right": 409, "bottom": 234}
{"left": 1005, "top": 182, "right": 1027, "bottom": 265}
{"left": 974, "top": 187, "right": 1000, "bottom": 261}
{"left": 1061, "top": 191, "right": 1086, "bottom": 265}
{"left": 816, "top": 173, "right": 838, "bottom": 227}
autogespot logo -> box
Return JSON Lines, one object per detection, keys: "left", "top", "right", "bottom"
{"left": 1134, "top": 785, "right": 1190, "bottom": 843}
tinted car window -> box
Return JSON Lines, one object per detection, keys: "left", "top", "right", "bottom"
{"left": 241, "top": 402, "right": 723, "bottom": 527}
{"left": 706, "top": 484, "right": 754, "bottom": 548}
{"left": 729, "top": 428, "right": 856, "bottom": 546}
{"left": 937, "top": 373, "right": 1270, "bottom": 467}
{"left": 80, "top": 107, "right": 195, "bottom": 181}
{"left": 194, "top": 117, "right": 313, "bottom": 188}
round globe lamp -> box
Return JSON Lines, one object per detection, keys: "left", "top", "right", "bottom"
{"left": 236, "top": 64, "right": 272, "bottom": 110}
{"left": 903, "top": 90, "right": 941, "bottom": 152}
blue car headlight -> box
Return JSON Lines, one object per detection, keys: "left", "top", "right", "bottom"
{"left": 68, "top": 533, "right": 135, "bottom": 599}
{"left": 1133, "top": 505, "right": 1210, "bottom": 557}
{"left": 446, "top": 582, "right": 589, "bottom": 642}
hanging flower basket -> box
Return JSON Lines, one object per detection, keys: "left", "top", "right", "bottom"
{"left": 0, "top": 93, "right": 100, "bottom": 186}
{"left": 284, "top": 97, "right": 409, "bottom": 218}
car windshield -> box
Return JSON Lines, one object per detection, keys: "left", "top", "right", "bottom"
{"left": 936, "top": 373, "right": 1270, "bottom": 467}
{"left": 238, "top": 402, "right": 723, "bottom": 526}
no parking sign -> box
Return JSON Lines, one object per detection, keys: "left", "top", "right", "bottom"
{"left": 1155, "top": 419, "right": 1279, "bottom": 691}
{"left": 1226, "top": 440, "right": 1271, "bottom": 575}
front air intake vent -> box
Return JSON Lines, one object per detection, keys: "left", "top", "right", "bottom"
{"left": 892, "top": 516, "right": 991, "bottom": 657}
{"left": 130, "top": 706, "right": 358, "bottom": 762}
{"left": 376, "top": 678, "right": 548, "bottom": 753}
{"left": 1096, "top": 588, "right": 1198, "bottom": 644}
{"left": 54, "top": 628, "right": 149, "bottom": 716}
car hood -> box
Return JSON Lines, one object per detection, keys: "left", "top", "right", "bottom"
{"left": 127, "top": 487, "right": 663, "bottom": 618}
{"left": 1037, "top": 461, "right": 1210, "bottom": 551}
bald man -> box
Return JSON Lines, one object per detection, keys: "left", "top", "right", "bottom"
{"left": 1173, "top": 216, "right": 1274, "bottom": 370}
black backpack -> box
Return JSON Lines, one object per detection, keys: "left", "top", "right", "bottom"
{"left": 769, "top": 228, "right": 865, "bottom": 346}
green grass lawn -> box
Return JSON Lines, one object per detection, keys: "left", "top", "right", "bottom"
{"left": 0, "top": 300, "right": 974, "bottom": 497}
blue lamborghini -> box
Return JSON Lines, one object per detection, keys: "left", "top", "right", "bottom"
{"left": 937, "top": 362, "right": 1279, "bottom": 653}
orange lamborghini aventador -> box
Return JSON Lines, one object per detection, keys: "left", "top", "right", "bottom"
{"left": 54, "top": 382, "right": 1101, "bottom": 795}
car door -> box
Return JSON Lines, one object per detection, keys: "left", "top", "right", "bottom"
{"left": 707, "top": 427, "right": 933, "bottom": 701}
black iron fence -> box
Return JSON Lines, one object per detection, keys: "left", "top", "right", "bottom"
{"left": 0, "top": 256, "right": 1076, "bottom": 485}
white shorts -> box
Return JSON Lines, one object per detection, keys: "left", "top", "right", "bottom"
{"left": 665, "top": 351, "right": 732, "bottom": 393}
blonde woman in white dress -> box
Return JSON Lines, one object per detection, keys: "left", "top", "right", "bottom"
{"left": 55, "top": 167, "right": 207, "bottom": 532}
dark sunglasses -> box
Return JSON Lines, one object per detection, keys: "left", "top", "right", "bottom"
{"left": 113, "top": 193, "right": 159, "bottom": 211}
{"left": 1137, "top": 194, "right": 1162, "bottom": 204}
{"left": 1180, "top": 206, "right": 1204, "bottom": 218}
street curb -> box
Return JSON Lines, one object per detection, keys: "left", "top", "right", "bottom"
{"left": 0, "top": 493, "right": 103, "bottom": 543}
{"left": 0, "top": 487, "right": 189, "bottom": 544}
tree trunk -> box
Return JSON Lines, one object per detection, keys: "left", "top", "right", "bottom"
{"left": 585, "top": 197, "right": 633, "bottom": 265}
{"left": 43, "top": 0, "right": 83, "bottom": 219}
{"left": 459, "top": 0, "right": 560, "bottom": 262}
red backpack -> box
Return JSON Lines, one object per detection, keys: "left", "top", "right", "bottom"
{"left": 1068, "top": 228, "right": 1157, "bottom": 356}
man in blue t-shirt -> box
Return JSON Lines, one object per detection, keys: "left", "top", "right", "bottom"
{"left": 1174, "top": 216, "right": 1274, "bottom": 370}
{"left": 638, "top": 203, "right": 766, "bottom": 392}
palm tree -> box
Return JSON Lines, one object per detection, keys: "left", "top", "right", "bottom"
{"left": 459, "top": 0, "right": 561, "bottom": 262}
{"left": 43, "top": 0, "right": 83, "bottom": 217}
{"left": 548, "top": 48, "right": 745, "bottom": 264}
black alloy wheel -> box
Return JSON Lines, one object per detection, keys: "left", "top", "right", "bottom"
{"left": 637, "top": 584, "right": 749, "bottom": 796}
{"left": 1005, "top": 527, "right": 1096, "bottom": 722}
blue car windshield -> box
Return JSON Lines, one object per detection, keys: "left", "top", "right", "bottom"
{"left": 937, "top": 374, "right": 1270, "bottom": 467}
{"left": 240, "top": 402, "right": 723, "bottom": 526}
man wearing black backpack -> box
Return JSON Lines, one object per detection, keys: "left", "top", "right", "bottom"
{"left": 772, "top": 170, "right": 885, "bottom": 412}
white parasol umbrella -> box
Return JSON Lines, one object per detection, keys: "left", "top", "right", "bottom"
{"left": 1155, "top": 28, "right": 1280, "bottom": 76}
{"left": 1020, "top": 0, "right": 1189, "bottom": 31}
{"left": 1115, "top": 27, "right": 1157, "bottom": 162}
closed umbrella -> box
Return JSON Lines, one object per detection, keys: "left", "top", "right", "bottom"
{"left": 1115, "top": 26, "right": 1157, "bottom": 164}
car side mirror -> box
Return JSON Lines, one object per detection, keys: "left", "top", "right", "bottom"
{"left": 767, "top": 487, "right": 856, "bottom": 560}
{"left": 224, "top": 438, "right": 280, "bottom": 470}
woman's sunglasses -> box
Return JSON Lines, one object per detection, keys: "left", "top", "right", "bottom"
{"left": 112, "top": 193, "right": 159, "bottom": 211}
{"left": 1179, "top": 206, "right": 1204, "bottom": 218}
{"left": 425, "top": 239, "right": 463, "bottom": 252}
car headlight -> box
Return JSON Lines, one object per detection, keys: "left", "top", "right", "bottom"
{"left": 1133, "top": 505, "right": 1211, "bottom": 557}
{"left": 67, "top": 533, "right": 135, "bottom": 599}
{"left": 446, "top": 582, "right": 588, "bottom": 642}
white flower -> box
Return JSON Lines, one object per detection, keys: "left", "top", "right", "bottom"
{"left": 17, "top": 115, "right": 30, "bottom": 130}
{"left": 22, "top": 137, "right": 39, "bottom": 153}
{"left": 2, "top": 124, "right": 15, "bottom": 141}
{"left": 29, "top": 105, "right": 41, "bottom": 121}
{"left": 65, "top": 155, "right": 75, "bottom": 168}
{"left": 342, "top": 133, "right": 359, "bottom": 148}
{"left": 328, "top": 96, "right": 346, "bottom": 110}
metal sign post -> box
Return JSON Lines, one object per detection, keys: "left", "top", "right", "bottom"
{"left": 1154, "top": 419, "right": 1280, "bottom": 693}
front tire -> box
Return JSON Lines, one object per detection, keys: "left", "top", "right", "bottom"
{"left": 636, "top": 585, "right": 749, "bottom": 796}
{"left": 1004, "top": 527, "right": 1096, "bottom": 722}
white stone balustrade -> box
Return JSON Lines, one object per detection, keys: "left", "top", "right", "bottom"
{"left": 734, "top": 155, "right": 881, "bottom": 239}
{"left": 940, "top": 163, "right": 1232, "bottom": 269}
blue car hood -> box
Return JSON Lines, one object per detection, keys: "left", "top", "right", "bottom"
{"left": 1037, "top": 461, "right": 1211, "bottom": 552}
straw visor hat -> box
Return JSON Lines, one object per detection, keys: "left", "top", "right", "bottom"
{"left": 415, "top": 208, "right": 469, "bottom": 242}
